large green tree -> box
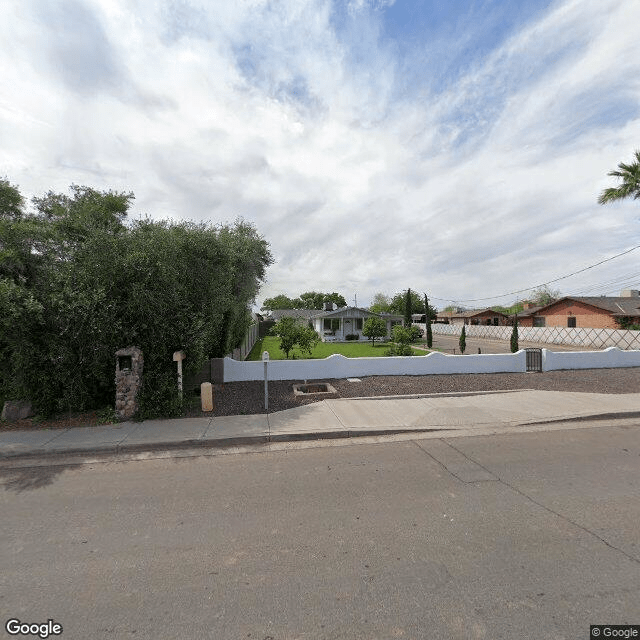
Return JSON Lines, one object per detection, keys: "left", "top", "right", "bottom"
{"left": 530, "top": 286, "right": 561, "bottom": 307}
{"left": 0, "top": 178, "right": 24, "bottom": 221}
{"left": 598, "top": 150, "right": 640, "bottom": 204}
{"left": 261, "top": 294, "right": 302, "bottom": 311}
{"left": 0, "top": 182, "right": 273, "bottom": 418}
{"left": 389, "top": 290, "right": 425, "bottom": 316}
{"left": 262, "top": 291, "right": 347, "bottom": 311}
{"left": 299, "top": 291, "right": 347, "bottom": 309}
{"left": 369, "top": 292, "right": 391, "bottom": 314}
{"left": 387, "top": 290, "right": 437, "bottom": 320}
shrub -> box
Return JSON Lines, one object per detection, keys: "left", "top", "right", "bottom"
{"left": 362, "top": 317, "right": 387, "bottom": 345}
{"left": 385, "top": 343, "right": 413, "bottom": 356}
{"left": 386, "top": 324, "right": 415, "bottom": 356}
{"left": 345, "top": 334, "right": 359, "bottom": 341}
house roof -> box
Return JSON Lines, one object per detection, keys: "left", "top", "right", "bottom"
{"left": 438, "top": 308, "right": 508, "bottom": 319}
{"left": 267, "top": 309, "right": 323, "bottom": 321}
{"left": 536, "top": 296, "right": 640, "bottom": 317}
{"left": 312, "top": 307, "right": 402, "bottom": 319}
{"left": 511, "top": 305, "right": 543, "bottom": 318}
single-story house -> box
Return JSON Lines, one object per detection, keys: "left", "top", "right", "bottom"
{"left": 518, "top": 293, "right": 640, "bottom": 329}
{"left": 508, "top": 302, "right": 543, "bottom": 327}
{"left": 309, "top": 306, "right": 404, "bottom": 341}
{"left": 436, "top": 308, "right": 510, "bottom": 326}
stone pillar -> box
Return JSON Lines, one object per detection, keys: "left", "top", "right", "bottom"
{"left": 115, "top": 347, "right": 143, "bottom": 420}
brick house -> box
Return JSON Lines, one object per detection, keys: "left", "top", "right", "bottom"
{"left": 511, "top": 302, "right": 544, "bottom": 327}
{"left": 436, "top": 308, "right": 510, "bottom": 326}
{"left": 520, "top": 293, "right": 640, "bottom": 329}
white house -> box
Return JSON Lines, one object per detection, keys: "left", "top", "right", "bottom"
{"left": 309, "top": 306, "right": 404, "bottom": 342}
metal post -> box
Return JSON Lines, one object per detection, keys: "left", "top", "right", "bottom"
{"left": 173, "top": 351, "right": 186, "bottom": 400}
{"left": 262, "top": 351, "right": 270, "bottom": 413}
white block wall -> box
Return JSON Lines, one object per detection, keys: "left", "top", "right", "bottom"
{"left": 542, "top": 347, "right": 640, "bottom": 370}
{"left": 223, "top": 351, "right": 527, "bottom": 382}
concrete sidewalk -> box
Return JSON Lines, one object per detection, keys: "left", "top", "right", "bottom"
{"left": 3, "top": 389, "right": 640, "bottom": 460}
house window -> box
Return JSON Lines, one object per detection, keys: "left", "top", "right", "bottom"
{"left": 493, "top": 317, "right": 499, "bottom": 326}
{"left": 355, "top": 318, "right": 363, "bottom": 330}
{"left": 323, "top": 318, "right": 340, "bottom": 331}
{"left": 567, "top": 316, "right": 576, "bottom": 328}
{"left": 533, "top": 317, "right": 545, "bottom": 327}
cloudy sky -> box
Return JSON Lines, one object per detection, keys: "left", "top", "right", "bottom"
{"left": 1, "top": 0, "right": 640, "bottom": 309}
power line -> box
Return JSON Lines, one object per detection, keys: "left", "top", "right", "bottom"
{"left": 431, "top": 244, "right": 640, "bottom": 304}
{"left": 571, "top": 270, "right": 640, "bottom": 296}
{"left": 571, "top": 270, "right": 640, "bottom": 295}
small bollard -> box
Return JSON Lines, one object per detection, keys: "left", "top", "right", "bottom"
{"left": 201, "top": 382, "right": 214, "bottom": 412}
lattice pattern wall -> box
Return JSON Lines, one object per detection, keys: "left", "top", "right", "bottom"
{"left": 424, "top": 323, "right": 640, "bottom": 350}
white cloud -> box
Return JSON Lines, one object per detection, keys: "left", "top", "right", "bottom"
{"left": 1, "top": 0, "right": 639, "bottom": 309}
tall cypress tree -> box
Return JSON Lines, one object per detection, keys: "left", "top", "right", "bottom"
{"left": 424, "top": 292, "right": 433, "bottom": 349}
{"left": 510, "top": 315, "right": 519, "bottom": 353}
{"left": 459, "top": 325, "right": 466, "bottom": 354}
{"left": 404, "top": 288, "right": 412, "bottom": 326}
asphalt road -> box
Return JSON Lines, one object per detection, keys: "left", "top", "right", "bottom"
{"left": 1, "top": 425, "right": 639, "bottom": 640}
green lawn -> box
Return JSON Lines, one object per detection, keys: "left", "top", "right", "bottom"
{"left": 246, "top": 336, "right": 426, "bottom": 361}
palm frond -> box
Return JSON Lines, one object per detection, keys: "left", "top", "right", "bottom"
{"left": 599, "top": 150, "right": 640, "bottom": 205}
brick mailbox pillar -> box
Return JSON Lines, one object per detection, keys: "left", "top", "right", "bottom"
{"left": 115, "top": 346, "right": 143, "bottom": 420}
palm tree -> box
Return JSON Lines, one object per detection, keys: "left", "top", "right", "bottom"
{"left": 598, "top": 150, "right": 640, "bottom": 204}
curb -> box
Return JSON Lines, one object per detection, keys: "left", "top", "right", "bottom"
{"left": 0, "top": 428, "right": 449, "bottom": 463}
{"left": 332, "top": 389, "right": 535, "bottom": 402}
{"left": 2, "top": 408, "right": 639, "bottom": 464}
{"left": 521, "top": 410, "right": 640, "bottom": 426}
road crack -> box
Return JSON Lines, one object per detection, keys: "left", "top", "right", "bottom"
{"left": 442, "top": 438, "right": 640, "bottom": 566}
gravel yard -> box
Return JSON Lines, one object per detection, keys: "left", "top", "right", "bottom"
{"left": 211, "top": 367, "right": 640, "bottom": 416}
{"left": 3, "top": 368, "right": 639, "bottom": 431}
